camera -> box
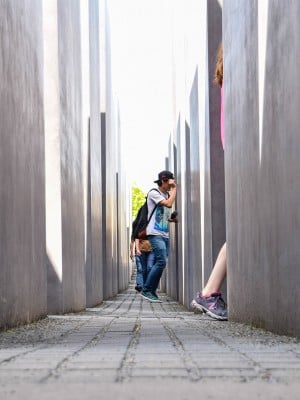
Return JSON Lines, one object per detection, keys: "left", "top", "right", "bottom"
{"left": 170, "top": 211, "right": 178, "bottom": 219}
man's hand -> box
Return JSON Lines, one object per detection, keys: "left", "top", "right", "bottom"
{"left": 168, "top": 179, "right": 176, "bottom": 189}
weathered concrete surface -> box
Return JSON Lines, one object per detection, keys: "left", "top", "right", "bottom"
{"left": 57, "top": 0, "right": 86, "bottom": 313}
{"left": 224, "top": 0, "right": 300, "bottom": 336}
{"left": 207, "top": 0, "right": 226, "bottom": 288}
{"left": 102, "top": 5, "right": 116, "bottom": 300}
{"left": 0, "top": 283, "right": 299, "bottom": 399}
{"left": 45, "top": 0, "right": 87, "bottom": 314}
{"left": 85, "top": 0, "right": 103, "bottom": 307}
{"left": 0, "top": 0, "right": 46, "bottom": 328}
{"left": 45, "top": 0, "right": 106, "bottom": 313}
{"left": 168, "top": 0, "right": 225, "bottom": 307}
{"left": 44, "top": 0, "right": 64, "bottom": 315}
{"left": 102, "top": 4, "right": 130, "bottom": 299}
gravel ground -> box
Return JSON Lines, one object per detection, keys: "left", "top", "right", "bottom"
{"left": 1, "top": 306, "right": 297, "bottom": 349}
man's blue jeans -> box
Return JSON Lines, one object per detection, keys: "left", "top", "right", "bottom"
{"left": 143, "top": 235, "right": 169, "bottom": 294}
{"left": 135, "top": 251, "right": 155, "bottom": 288}
{"left": 146, "top": 251, "right": 155, "bottom": 277}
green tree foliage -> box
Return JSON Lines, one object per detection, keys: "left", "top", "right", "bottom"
{"left": 132, "top": 185, "right": 146, "bottom": 218}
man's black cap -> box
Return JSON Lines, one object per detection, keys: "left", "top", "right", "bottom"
{"left": 154, "top": 170, "right": 174, "bottom": 183}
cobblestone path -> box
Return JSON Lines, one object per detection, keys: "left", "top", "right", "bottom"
{"left": 0, "top": 283, "right": 299, "bottom": 399}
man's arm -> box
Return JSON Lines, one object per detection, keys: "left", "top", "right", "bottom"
{"left": 159, "top": 180, "right": 177, "bottom": 208}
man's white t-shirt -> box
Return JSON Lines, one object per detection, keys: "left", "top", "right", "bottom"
{"left": 146, "top": 189, "right": 171, "bottom": 238}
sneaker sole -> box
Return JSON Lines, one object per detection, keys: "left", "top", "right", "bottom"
{"left": 152, "top": 298, "right": 162, "bottom": 303}
{"left": 206, "top": 310, "right": 228, "bottom": 321}
{"left": 190, "top": 299, "right": 204, "bottom": 313}
{"left": 191, "top": 300, "right": 227, "bottom": 321}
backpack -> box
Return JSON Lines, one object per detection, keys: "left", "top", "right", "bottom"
{"left": 131, "top": 189, "right": 160, "bottom": 240}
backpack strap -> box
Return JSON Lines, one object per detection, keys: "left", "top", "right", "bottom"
{"left": 146, "top": 188, "right": 168, "bottom": 224}
{"left": 148, "top": 188, "right": 160, "bottom": 194}
{"left": 146, "top": 189, "right": 160, "bottom": 224}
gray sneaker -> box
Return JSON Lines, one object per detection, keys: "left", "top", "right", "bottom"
{"left": 141, "top": 291, "right": 161, "bottom": 303}
{"left": 191, "top": 292, "right": 228, "bottom": 321}
{"left": 190, "top": 299, "right": 203, "bottom": 313}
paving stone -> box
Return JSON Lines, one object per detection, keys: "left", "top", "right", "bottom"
{"left": 0, "top": 282, "right": 299, "bottom": 399}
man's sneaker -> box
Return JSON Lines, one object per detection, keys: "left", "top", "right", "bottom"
{"left": 140, "top": 291, "right": 161, "bottom": 303}
{"left": 193, "top": 292, "right": 228, "bottom": 321}
{"left": 135, "top": 285, "right": 142, "bottom": 292}
{"left": 151, "top": 292, "right": 162, "bottom": 303}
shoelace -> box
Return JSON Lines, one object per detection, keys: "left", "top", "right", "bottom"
{"left": 212, "top": 293, "right": 226, "bottom": 310}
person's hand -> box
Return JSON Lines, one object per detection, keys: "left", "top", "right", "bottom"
{"left": 168, "top": 179, "right": 176, "bottom": 189}
{"left": 136, "top": 250, "right": 141, "bottom": 256}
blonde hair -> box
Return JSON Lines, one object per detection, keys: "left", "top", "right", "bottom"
{"left": 214, "top": 43, "right": 223, "bottom": 87}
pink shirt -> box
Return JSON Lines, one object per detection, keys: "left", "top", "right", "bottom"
{"left": 221, "top": 85, "right": 224, "bottom": 149}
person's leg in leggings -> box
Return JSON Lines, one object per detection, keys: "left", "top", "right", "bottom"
{"left": 202, "top": 243, "right": 226, "bottom": 296}
{"left": 191, "top": 243, "right": 227, "bottom": 320}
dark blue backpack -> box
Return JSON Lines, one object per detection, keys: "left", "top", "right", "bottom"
{"left": 131, "top": 189, "right": 159, "bottom": 239}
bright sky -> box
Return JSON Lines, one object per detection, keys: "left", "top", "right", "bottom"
{"left": 109, "top": 0, "right": 173, "bottom": 192}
